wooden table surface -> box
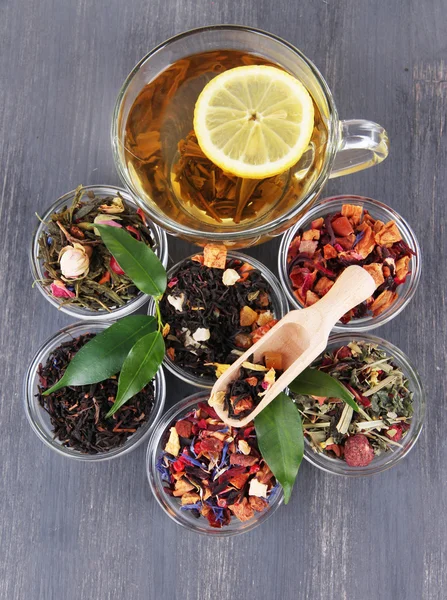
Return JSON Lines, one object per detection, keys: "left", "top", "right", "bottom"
{"left": 1, "top": 1, "right": 446, "bottom": 599}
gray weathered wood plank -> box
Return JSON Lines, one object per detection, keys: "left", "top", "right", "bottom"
{"left": 0, "top": 1, "right": 446, "bottom": 599}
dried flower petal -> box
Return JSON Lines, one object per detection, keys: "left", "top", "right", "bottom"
{"left": 50, "top": 280, "right": 76, "bottom": 299}
{"left": 99, "top": 197, "right": 125, "bottom": 214}
{"left": 93, "top": 214, "right": 122, "bottom": 235}
{"left": 109, "top": 256, "right": 125, "bottom": 275}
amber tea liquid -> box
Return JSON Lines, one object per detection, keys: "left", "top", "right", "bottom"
{"left": 123, "top": 50, "right": 328, "bottom": 235}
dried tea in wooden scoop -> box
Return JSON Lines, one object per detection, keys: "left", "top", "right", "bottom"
{"left": 209, "top": 265, "right": 376, "bottom": 427}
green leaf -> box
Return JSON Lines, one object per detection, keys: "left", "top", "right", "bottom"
{"left": 96, "top": 224, "right": 167, "bottom": 297}
{"left": 255, "top": 393, "right": 304, "bottom": 504}
{"left": 289, "top": 367, "right": 359, "bottom": 412}
{"left": 107, "top": 331, "right": 165, "bottom": 417}
{"left": 43, "top": 316, "right": 157, "bottom": 395}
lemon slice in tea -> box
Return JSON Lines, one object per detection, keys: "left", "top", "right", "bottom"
{"left": 193, "top": 65, "right": 315, "bottom": 179}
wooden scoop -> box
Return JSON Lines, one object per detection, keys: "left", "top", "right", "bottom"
{"left": 209, "top": 265, "right": 376, "bottom": 427}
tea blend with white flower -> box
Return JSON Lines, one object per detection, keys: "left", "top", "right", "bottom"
{"left": 159, "top": 245, "right": 278, "bottom": 382}
{"left": 37, "top": 186, "right": 155, "bottom": 311}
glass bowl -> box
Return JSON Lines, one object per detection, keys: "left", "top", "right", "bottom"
{"left": 30, "top": 184, "right": 169, "bottom": 320}
{"left": 148, "top": 251, "right": 289, "bottom": 388}
{"left": 146, "top": 391, "right": 283, "bottom": 535}
{"left": 278, "top": 195, "right": 421, "bottom": 332}
{"left": 295, "top": 332, "right": 425, "bottom": 476}
{"left": 24, "top": 321, "right": 166, "bottom": 461}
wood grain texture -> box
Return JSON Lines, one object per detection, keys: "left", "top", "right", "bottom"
{"left": 0, "top": 1, "right": 446, "bottom": 599}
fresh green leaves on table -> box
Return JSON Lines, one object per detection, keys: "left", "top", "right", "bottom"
{"left": 254, "top": 368, "right": 360, "bottom": 501}
{"left": 255, "top": 393, "right": 304, "bottom": 504}
{"left": 96, "top": 224, "right": 167, "bottom": 297}
{"left": 289, "top": 367, "right": 359, "bottom": 412}
{"left": 107, "top": 331, "right": 165, "bottom": 418}
{"left": 44, "top": 225, "right": 169, "bottom": 413}
{"left": 43, "top": 316, "right": 157, "bottom": 395}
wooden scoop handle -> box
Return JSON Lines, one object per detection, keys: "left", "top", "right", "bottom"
{"left": 210, "top": 266, "right": 377, "bottom": 427}
{"left": 310, "top": 265, "right": 377, "bottom": 330}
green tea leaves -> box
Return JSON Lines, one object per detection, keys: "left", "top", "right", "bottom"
{"left": 96, "top": 224, "right": 167, "bottom": 297}
{"left": 107, "top": 331, "right": 165, "bottom": 418}
{"left": 255, "top": 393, "right": 304, "bottom": 505}
{"left": 43, "top": 316, "right": 157, "bottom": 395}
{"left": 290, "top": 367, "right": 359, "bottom": 412}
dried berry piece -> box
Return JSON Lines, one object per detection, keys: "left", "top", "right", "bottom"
{"left": 344, "top": 434, "right": 375, "bottom": 467}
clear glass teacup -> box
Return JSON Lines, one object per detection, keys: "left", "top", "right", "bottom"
{"left": 112, "top": 25, "right": 389, "bottom": 248}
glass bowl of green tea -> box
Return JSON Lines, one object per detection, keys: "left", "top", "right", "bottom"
{"left": 278, "top": 195, "right": 421, "bottom": 331}
{"left": 291, "top": 333, "right": 425, "bottom": 476}
{"left": 24, "top": 321, "right": 166, "bottom": 461}
{"left": 152, "top": 245, "right": 288, "bottom": 388}
{"left": 30, "top": 185, "right": 168, "bottom": 320}
{"left": 146, "top": 391, "right": 283, "bottom": 535}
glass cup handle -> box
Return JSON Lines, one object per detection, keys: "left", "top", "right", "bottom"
{"left": 329, "top": 119, "right": 389, "bottom": 179}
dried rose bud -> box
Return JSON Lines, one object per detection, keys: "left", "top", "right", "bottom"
{"left": 50, "top": 280, "right": 76, "bottom": 299}
{"left": 58, "top": 243, "right": 90, "bottom": 279}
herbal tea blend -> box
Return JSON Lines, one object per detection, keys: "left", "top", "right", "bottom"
{"left": 287, "top": 203, "right": 415, "bottom": 323}
{"left": 37, "top": 186, "right": 156, "bottom": 311}
{"left": 159, "top": 245, "right": 278, "bottom": 382}
{"left": 157, "top": 401, "right": 277, "bottom": 528}
{"left": 214, "top": 354, "right": 283, "bottom": 420}
{"left": 292, "top": 341, "right": 414, "bottom": 466}
{"left": 37, "top": 333, "right": 155, "bottom": 454}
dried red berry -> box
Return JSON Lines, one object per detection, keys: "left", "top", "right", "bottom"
{"left": 344, "top": 434, "right": 375, "bottom": 467}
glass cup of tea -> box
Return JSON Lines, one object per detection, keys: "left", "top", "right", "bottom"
{"left": 112, "top": 25, "right": 389, "bottom": 248}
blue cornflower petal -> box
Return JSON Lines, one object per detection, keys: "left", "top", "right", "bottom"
{"left": 355, "top": 230, "right": 366, "bottom": 245}
{"left": 180, "top": 502, "right": 202, "bottom": 511}
{"left": 218, "top": 442, "right": 229, "bottom": 469}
